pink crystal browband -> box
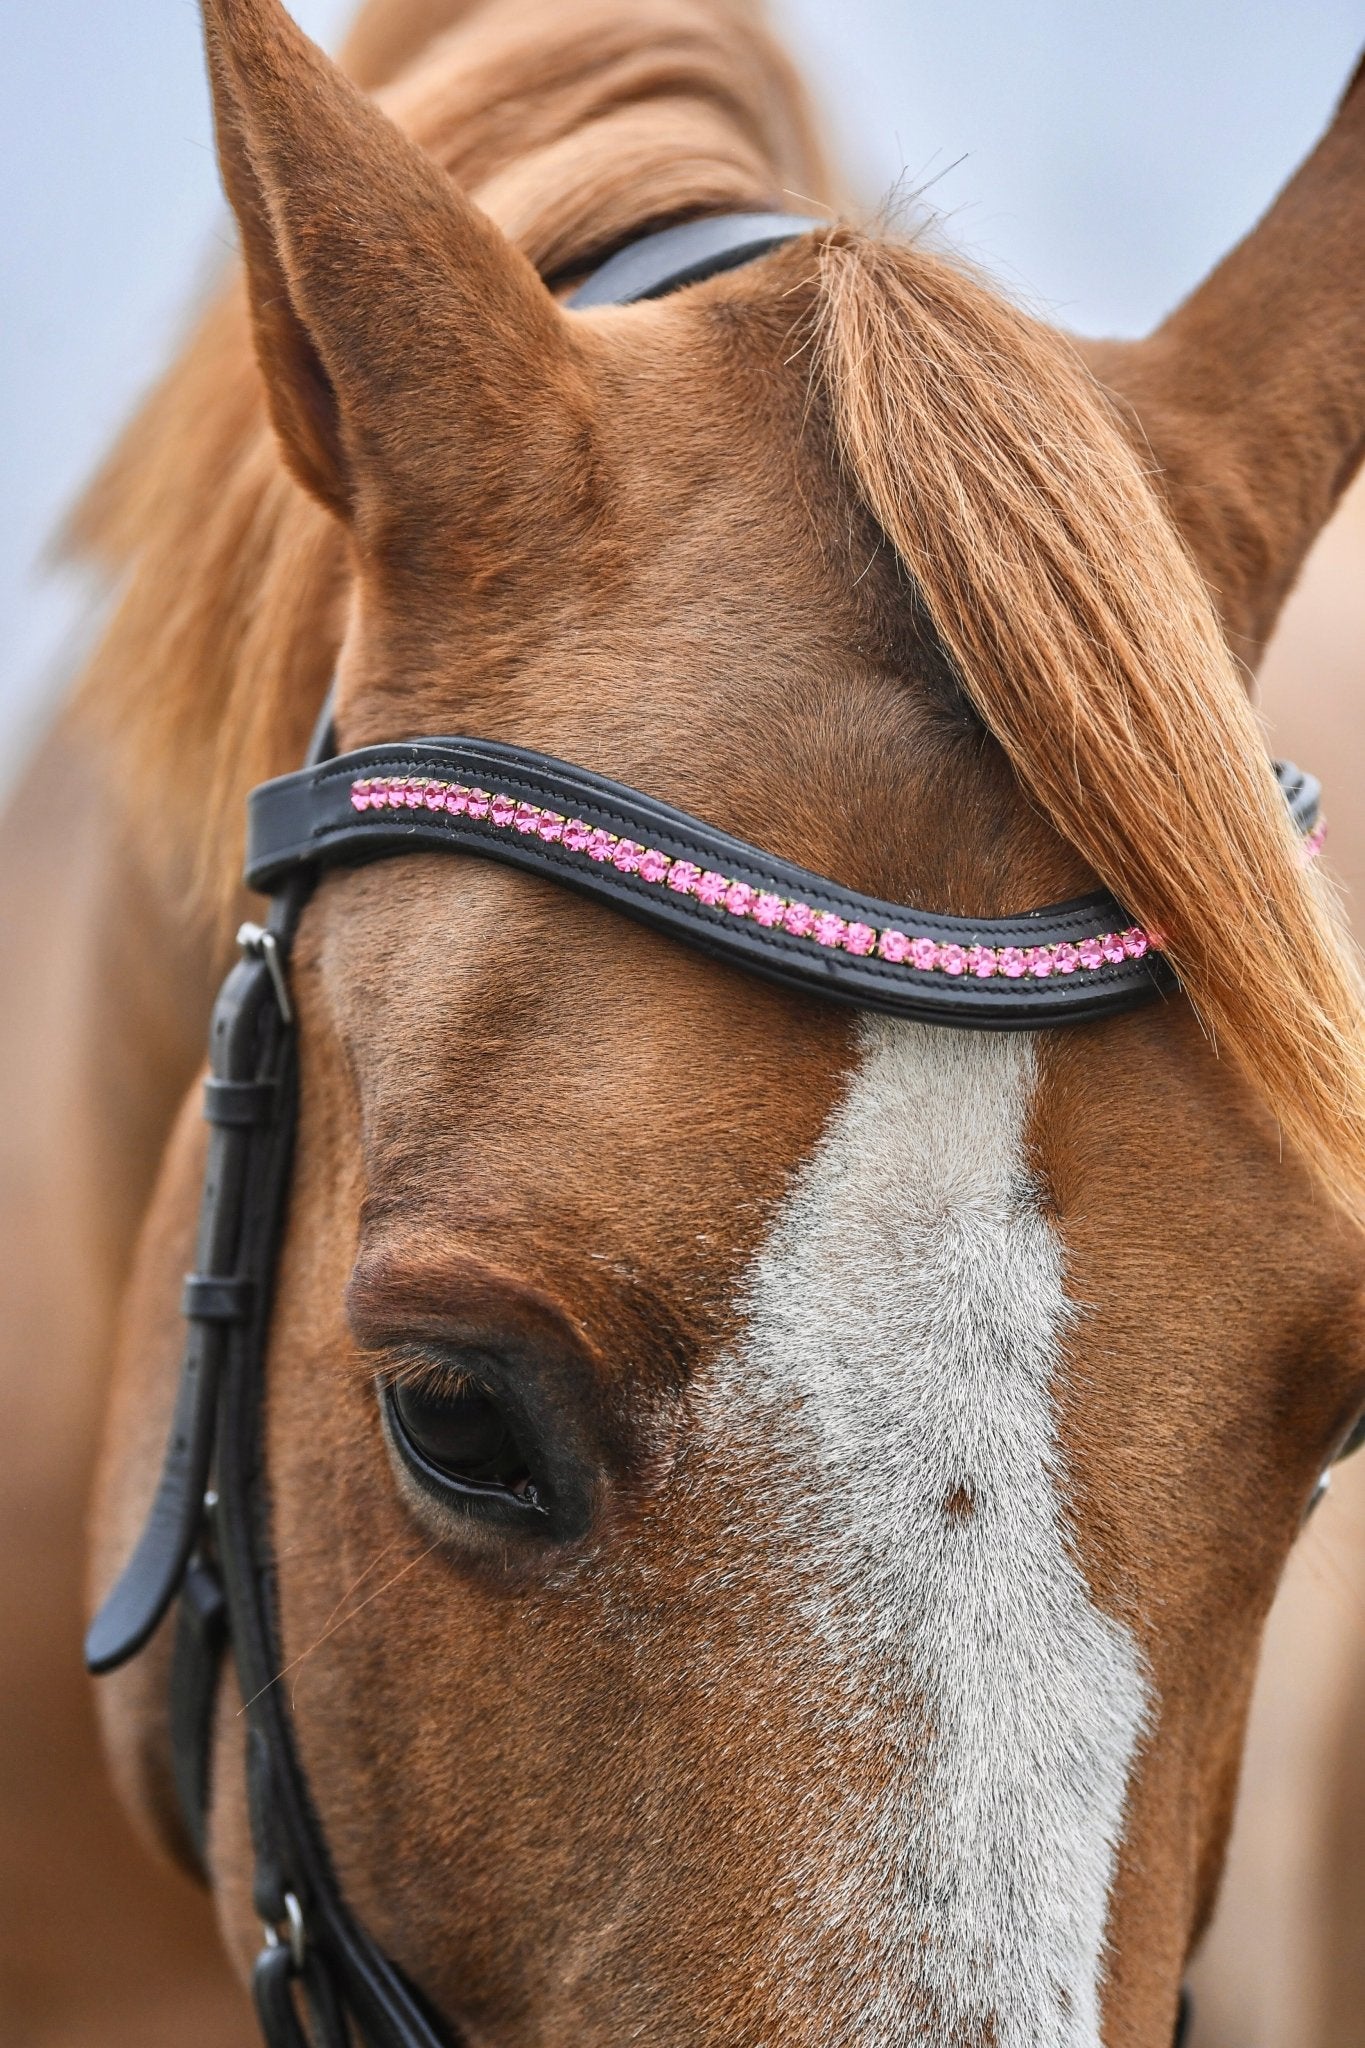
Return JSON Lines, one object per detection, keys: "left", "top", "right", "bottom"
{"left": 245, "top": 738, "right": 1322, "bottom": 1029}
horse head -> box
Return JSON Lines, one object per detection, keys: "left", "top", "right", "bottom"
{"left": 90, "top": 4, "right": 1365, "bottom": 2042}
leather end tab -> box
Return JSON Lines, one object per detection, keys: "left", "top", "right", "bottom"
{"left": 85, "top": 1538, "right": 186, "bottom": 1675}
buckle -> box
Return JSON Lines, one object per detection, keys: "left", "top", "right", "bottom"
{"left": 262, "top": 1889, "right": 308, "bottom": 1974}
{"left": 236, "top": 922, "right": 294, "bottom": 1024}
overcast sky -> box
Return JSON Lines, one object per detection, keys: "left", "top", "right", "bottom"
{"left": 3, "top": 0, "right": 1360, "bottom": 754}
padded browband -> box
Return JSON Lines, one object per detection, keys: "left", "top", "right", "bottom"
{"left": 246, "top": 743, "right": 1320, "bottom": 1030}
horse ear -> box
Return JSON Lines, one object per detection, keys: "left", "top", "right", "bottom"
{"left": 201, "top": 0, "right": 574, "bottom": 525}
{"left": 1084, "top": 55, "right": 1365, "bottom": 668}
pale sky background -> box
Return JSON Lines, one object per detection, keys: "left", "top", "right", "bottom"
{"left": 2, "top": 1, "right": 1362, "bottom": 760}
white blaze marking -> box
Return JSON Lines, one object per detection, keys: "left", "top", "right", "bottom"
{"left": 719, "top": 1020, "right": 1149, "bottom": 2044}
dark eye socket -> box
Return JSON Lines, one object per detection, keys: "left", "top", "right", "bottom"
{"left": 386, "top": 1370, "right": 544, "bottom": 1512}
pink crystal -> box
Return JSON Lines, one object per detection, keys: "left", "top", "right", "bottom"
{"left": 490, "top": 794, "right": 516, "bottom": 828}
{"left": 585, "top": 829, "right": 615, "bottom": 862}
{"left": 1054, "top": 942, "right": 1080, "bottom": 975}
{"left": 404, "top": 782, "right": 422, "bottom": 809}
{"left": 351, "top": 783, "right": 370, "bottom": 811}
{"left": 638, "top": 848, "right": 670, "bottom": 884}
{"left": 445, "top": 787, "right": 470, "bottom": 815}
{"left": 939, "top": 943, "right": 967, "bottom": 976}
{"left": 694, "top": 871, "right": 728, "bottom": 906}
{"left": 909, "top": 938, "right": 939, "bottom": 971}
{"left": 878, "top": 929, "right": 911, "bottom": 963}
{"left": 513, "top": 803, "right": 541, "bottom": 834}
{"left": 668, "top": 861, "right": 701, "bottom": 895}
{"left": 425, "top": 783, "right": 447, "bottom": 812}
{"left": 811, "top": 912, "right": 847, "bottom": 948}
{"left": 782, "top": 902, "right": 814, "bottom": 937}
{"left": 1026, "top": 947, "right": 1054, "bottom": 977}
{"left": 998, "top": 947, "right": 1027, "bottom": 978}
{"left": 562, "top": 818, "right": 591, "bottom": 851}
{"left": 752, "top": 892, "right": 785, "bottom": 927}
{"left": 844, "top": 921, "right": 876, "bottom": 956}
{"left": 537, "top": 813, "right": 564, "bottom": 842}
{"left": 1077, "top": 937, "right": 1104, "bottom": 971}
{"left": 466, "top": 789, "right": 490, "bottom": 820}
{"left": 723, "top": 882, "right": 756, "bottom": 917}
{"left": 611, "top": 839, "right": 643, "bottom": 873}
{"left": 1100, "top": 933, "right": 1125, "bottom": 965}
{"left": 966, "top": 945, "right": 997, "bottom": 978}
{"left": 1121, "top": 928, "right": 1149, "bottom": 959}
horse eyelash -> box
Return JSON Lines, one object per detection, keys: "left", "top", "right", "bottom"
{"left": 363, "top": 1347, "right": 481, "bottom": 1402}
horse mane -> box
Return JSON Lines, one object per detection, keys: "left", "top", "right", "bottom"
{"left": 812, "top": 230, "right": 1365, "bottom": 1217}
{"left": 68, "top": 0, "right": 1365, "bottom": 1217}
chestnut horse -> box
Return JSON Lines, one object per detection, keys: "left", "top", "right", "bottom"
{"left": 5, "top": 0, "right": 1365, "bottom": 2042}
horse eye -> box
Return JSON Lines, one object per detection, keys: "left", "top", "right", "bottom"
{"left": 387, "top": 1375, "right": 542, "bottom": 1509}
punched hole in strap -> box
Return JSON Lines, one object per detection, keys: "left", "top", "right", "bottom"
{"left": 202, "top": 1078, "right": 278, "bottom": 1127}
{"left": 182, "top": 1274, "right": 255, "bottom": 1324}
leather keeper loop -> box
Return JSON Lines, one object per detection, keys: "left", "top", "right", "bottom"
{"left": 203, "top": 1078, "right": 277, "bottom": 1127}
{"left": 182, "top": 1275, "right": 255, "bottom": 1324}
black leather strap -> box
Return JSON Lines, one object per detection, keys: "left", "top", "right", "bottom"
{"left": 244, "top": 739, "right": 1319, "bottom": 1030}
{"left": 182, "top": 1274, "right": 256, "bottom": 1323}
{"left": 204, "top": 1077, "right": 279, "bottom": 1127}
{"left": 169, "top": 1553, "right": 227, "bottom": 1875}
{"left": 83, "top": 910, "right": 305, "bottom": 1676}
{"left": 566, "top": 210, "right": 822, "bottom": 308}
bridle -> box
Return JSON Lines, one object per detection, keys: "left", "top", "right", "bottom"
{"left": 85, "top": 212, "right": 1330, "bottom": 2048}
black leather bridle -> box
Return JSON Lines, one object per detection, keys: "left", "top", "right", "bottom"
{"left": 85, "top": 211, "right": 1326, "bottom": 2048}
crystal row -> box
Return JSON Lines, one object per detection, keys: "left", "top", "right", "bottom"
{"left": 348, "top": 774, "right": 1159, "bottom": 979}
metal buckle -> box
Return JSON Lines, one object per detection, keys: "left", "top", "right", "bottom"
{"left": 237, "top": 922, "right": 294, "bottom": 1025}
{"left": 262, "top": 1889, "right": 308, "bottom": 1974}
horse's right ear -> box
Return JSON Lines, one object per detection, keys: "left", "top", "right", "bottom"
{"left": 1084, "top": 55, "right": 1365, "bottom": 669}
{"left": 201, "top": 0, "right": 576, "bottom": 526}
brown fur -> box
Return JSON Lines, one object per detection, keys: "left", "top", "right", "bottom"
{"left": 23, "top": 0, "right": 1365, "bottom": 2042}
